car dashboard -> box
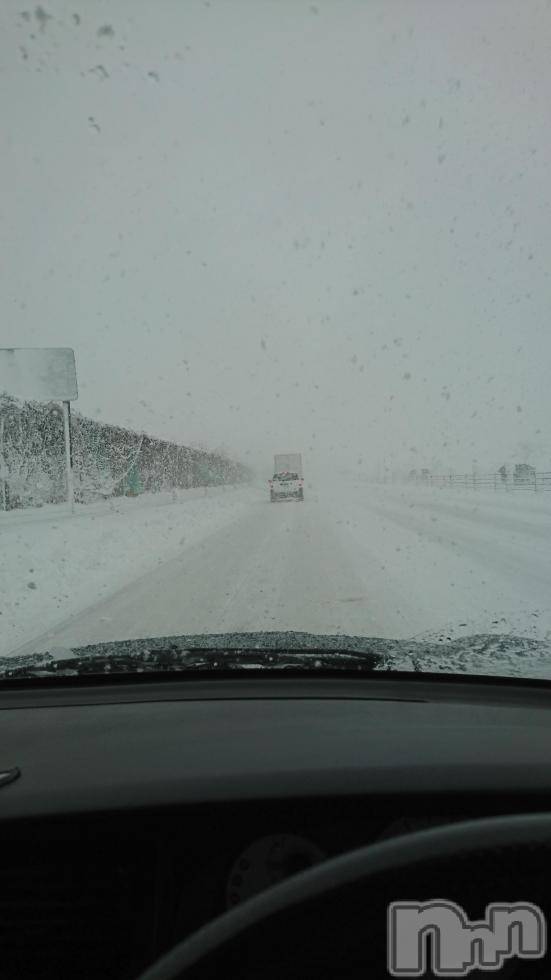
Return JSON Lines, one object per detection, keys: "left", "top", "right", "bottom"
{"left": 3, "top": 673, "right": 551, "bottom": 979}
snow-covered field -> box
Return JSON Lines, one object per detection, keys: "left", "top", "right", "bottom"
{"left": 3, "top": 479, "right": 551, "bottom": 677}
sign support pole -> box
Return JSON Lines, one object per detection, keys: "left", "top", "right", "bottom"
{"left": 0, "top": 415, "right": 6, "bottom": 511}
{"left": 62, "top": 400, "right": 74, "bottom": 512}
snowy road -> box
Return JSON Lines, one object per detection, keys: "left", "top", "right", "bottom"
{"left": 6, "top": 481, "right": 551, "bottom": 655}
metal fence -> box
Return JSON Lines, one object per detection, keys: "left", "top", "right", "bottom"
{"left": 407, "top": 471, "right": 551, "bottom": 492}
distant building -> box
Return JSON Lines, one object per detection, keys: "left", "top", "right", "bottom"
{"left": 514, "top": 463, "right": 536, "bottom": 485}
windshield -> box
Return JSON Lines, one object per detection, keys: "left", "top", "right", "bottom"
{"left": 2, "top": 0, "right": 551, "bottom": 681}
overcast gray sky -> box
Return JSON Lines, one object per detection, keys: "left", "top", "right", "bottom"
{"left": 3, "top": 0, "right": 551, "bottom": 475}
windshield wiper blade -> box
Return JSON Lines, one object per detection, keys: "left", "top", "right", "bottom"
{"left": 0, "top": 648, "right": 384, "bottom": 679}
{"left": 0, "top": 632, "right": 389, "bottom": 679}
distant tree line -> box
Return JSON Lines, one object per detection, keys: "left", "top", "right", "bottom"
{"left": 0, "top": 393, "right": 250, "bottom": 509}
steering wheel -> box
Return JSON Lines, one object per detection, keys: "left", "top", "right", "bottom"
{"left": 137, "top": 813, "right": 551, "bottom": 979}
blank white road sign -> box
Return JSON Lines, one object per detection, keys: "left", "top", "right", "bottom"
{"left": 0, "top": 348, "right": 78, "bottom": 401}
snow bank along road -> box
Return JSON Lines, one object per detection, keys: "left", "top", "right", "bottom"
{"left": 3, "top": 480, "right": 551, "bottom": 656}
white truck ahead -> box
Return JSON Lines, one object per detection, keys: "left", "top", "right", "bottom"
{"left": 269, "top": 453, "right": 304, "bottom": 502}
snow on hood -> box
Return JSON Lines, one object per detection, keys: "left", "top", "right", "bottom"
{"left": 1, "top": 631, "right": 551, "bottom": 681}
